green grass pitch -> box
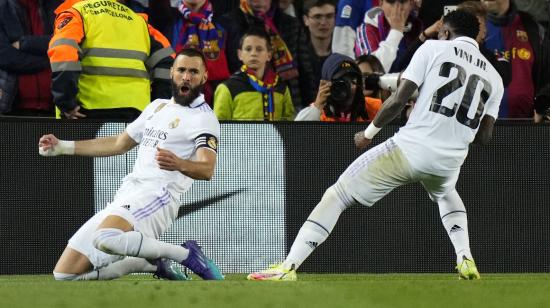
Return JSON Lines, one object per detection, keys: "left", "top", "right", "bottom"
{"left": 2, "top": 274, "right": 550, "bottom": 308}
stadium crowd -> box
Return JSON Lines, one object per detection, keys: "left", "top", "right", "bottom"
{"left": 1, "top": 0, "right": 549, "bottom": 122}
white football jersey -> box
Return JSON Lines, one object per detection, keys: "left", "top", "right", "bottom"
{"left": 125, "top": 94, "right": 220, "bottom": 192}
{"left": 393, "top": 37, "right": 504, "bottom": 175}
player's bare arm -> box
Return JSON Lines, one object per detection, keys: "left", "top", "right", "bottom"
{"left": 38, "top": 132, "right": 138, "bottom": 157}
{"left": 355, "top": 79, "right": 418, "bottom": 150}
{"left": 156, "top": 147, "right": 216, "bottom": 180}
{"left": 373, "top": 79, "right": 418, "bottom": 127}
{"left": 472, "top": 115, "right": 496, "bottom": 145}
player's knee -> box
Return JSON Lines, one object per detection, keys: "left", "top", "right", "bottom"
{"left": 53, "top": 271, "right": 79, "bottom": 281}
{"left": 92, "top": 228, "right": 125, "bottom": 254}
{"left": 324, "top": 184, "right": 355, "bottom": 210}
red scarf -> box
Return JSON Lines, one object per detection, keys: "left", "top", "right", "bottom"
{"left": 173, "top": 0, "right": 230, "bottom": 81}
{"left": 239, "top": 0, "right": 298, "bottom": 81}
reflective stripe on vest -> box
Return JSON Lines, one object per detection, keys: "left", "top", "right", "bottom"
{"left": 146, "top": 46, "right": 174, "bottom": 69}
{"left": 152, "top": 67, "right": 170, "bottom": 80}
{"left": 72, "top": 0, "right": 151, "bottom": 111}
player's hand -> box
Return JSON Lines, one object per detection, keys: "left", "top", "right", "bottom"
{"left": 354, "top": 130, "right": 372, "bottom": 150}
{"left": 313, "top": 80, "right": 331, "bottom": 111}
{"left": 39, "top": 134, "right": 59, "bottom": 152}
{"left": 63, "top": 105, "right": 87, "bottom": 119}
{"left": 38, "top": 134, "right": 75, "bottom": 156}
{"left": 387, "top": 2, "right": 409, "bottom": 32}
{"left": 156, "top": 147, "right": 181, "bottom": 171}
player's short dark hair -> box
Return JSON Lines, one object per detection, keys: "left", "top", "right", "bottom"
{"left": 302, "top": 0, "right": 335, "bottom": 17}
{"left": 442, "top": 9, "right": 480, "bottom": 40}
{"left": 238, "top": 27, "right": 272, "bottom": 51}
{"left": 176, "top": 48, "right": 207, "bottom": 69}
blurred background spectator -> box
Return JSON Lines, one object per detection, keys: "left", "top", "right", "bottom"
{"left": 355, "top": 0, "right": 422, "bottom": 73}
{"left": 219, "top": 0, "right": 307, "bottom": 111}
{"left": 48, "top": 0, "right": 174, "bottom": 120}
{"left": 169, "top": 0, "right": 230, "bottom": 105}
{"left": 514, "top": 0, "right": 549, "bottom": 28}
{"left": 0, "top": 0, "right": 62, "bottom": 117}
{"left": 298, "top": 0, "right": 336, "bottom": 105}
{"left": 332, "top": 0, "right": 379, "bottom": 58}
{"left": 279, "top": 0, "right": 297, "bottom": 16}
{"left": 482, "top": 0, "right": 550, "bottom": 120}
{"left": 214, "top": 27, "right": 294, "bottom": 120}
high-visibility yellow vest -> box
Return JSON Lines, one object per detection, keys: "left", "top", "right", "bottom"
{"left": 72, "top": 0, "right": 151, "bottom": 112}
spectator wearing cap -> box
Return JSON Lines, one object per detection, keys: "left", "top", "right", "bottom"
{"left": 295, "top": 53, "right": 369, "bottom": 121}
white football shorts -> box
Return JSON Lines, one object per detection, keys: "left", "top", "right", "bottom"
{"left": 67, "top": 180, "right": 181, "bottom": 268}
{"left": 338, "top": 138, "right": 460, "bottom": 206}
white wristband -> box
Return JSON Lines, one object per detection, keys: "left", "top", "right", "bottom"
{"left": 364, "top": 123, "right": 381, "bottom": 139}
{"left": 39, "top": 140, "right": 75, "bottom": 156}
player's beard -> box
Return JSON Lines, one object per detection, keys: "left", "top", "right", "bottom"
{"left": 172, "top": 80, "right": 204, "bottom": 106}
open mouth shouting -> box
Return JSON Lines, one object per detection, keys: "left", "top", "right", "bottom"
{"left": 180, "top": 84, "right": 192, "bottom": 96}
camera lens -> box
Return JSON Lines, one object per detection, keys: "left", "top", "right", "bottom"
{"left": 330, "top": 80, "right": 351, "bottom": 102}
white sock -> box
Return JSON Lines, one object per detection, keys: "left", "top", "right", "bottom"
{"left": 88, "top": 258, "right": 158, "bottom": 280}
{"left": 54, "top": 258, "right": 157, "bottom": 281}
{"left": 93, "top": 228, "right": 189, "bottom": 263}
{"left": 438, "top": 190, "right": 473, "bottom": 264}
{"left": 282, "top": 185, "right": 350, "bottom": 270}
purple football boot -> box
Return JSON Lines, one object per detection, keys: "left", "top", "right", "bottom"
{"left": 181, "top": 240, "right": 224, "bottom": 280}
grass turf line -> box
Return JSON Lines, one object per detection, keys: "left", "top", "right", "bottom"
{"left": 1, "top": 274, "right": 550, "bottom": 308}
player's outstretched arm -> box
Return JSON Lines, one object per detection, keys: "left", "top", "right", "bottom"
{"left": 38, "top": 132, "right": 138, "bottom": 157}
{"left": 156, "top": 147, "right": 216, "bottom": 180}
{"left": 472, "top": 115, "right": 496, "bottom": 145}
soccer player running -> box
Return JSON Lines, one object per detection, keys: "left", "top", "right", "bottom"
{"left": 249, "top": 10, "right": 504, "bottom": 281}
{"left": 38, "top": 48, "right": 224, "bottom": 281}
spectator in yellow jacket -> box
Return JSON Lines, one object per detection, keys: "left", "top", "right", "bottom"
{"left": 213, "top": 27, "right": 294, "bottom": 120}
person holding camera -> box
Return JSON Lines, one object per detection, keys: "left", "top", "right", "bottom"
{"left": 295, "top": 53, "right": 369, "bottom": 121}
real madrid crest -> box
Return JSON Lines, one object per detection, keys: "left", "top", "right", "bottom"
{"left": 168, "top": 118, "right": 180, "bottom": 129}
{"left": 207, "top": 137, "right": 218, "bottom": 150}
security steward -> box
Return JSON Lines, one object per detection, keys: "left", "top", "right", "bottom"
{"left": 48, "top": 0, "right": 175, "bottom": 120}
